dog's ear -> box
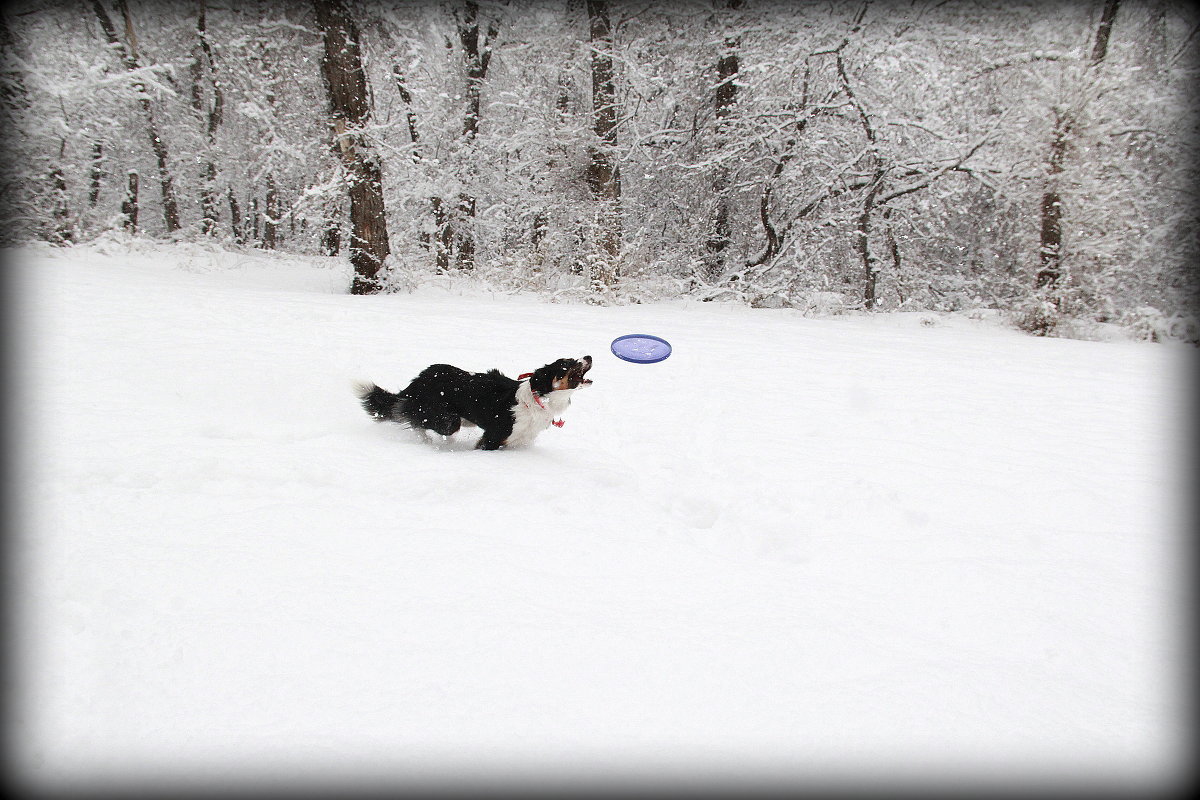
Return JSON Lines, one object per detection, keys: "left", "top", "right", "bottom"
{"left": 529, "top": 364, "right": 557, "bottom": 396}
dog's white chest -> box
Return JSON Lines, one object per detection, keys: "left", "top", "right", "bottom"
{"left": 507, "top": 383, "right": 572, "bottom": 448}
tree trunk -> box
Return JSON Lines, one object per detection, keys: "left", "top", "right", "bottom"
{"left": 1035, "top": 0, "right": 1120, "bottom": 290}
{"left": 532, "top": 210, "right": 548, "bottom": 249}
{"left": 122, "top": 170, "right": 139, "bottom": 233}
{"left": 313, "top": 0, "right": 391, "bottom": 294}
{"left": 455, "top": 193, "right": 476, "bottom": 270}
{"left": 459, "top": 1, "right": 495, "bottom": 141}
{"left": 200, "top": 162, "right": 218, "bottom": 235}
{"left": 88, "top": 142, "right": 103, "bottom": 206}
{"left": 585, "top": 0, "right": 622, "bottom": 289}
{"left": 50, "top": 165, "right": 72, "bottom": 243}
{"left": 322, "top": 217, "right": 341, "bottom": 255}
{"left": 705, "top": 0, "right": 742, "bottom": 284}
{"left": 857, "top": 181, "right": 882, "bottom": 309}
{"left": 392, "top": 64, "right": 421, "bottom": 148}
{"left": 882, "top": 206, "right": 902, "bottom": 295}
{"left": 1035, "top": 120, "right": 1069, "bottom": 288}
{"left": 262, "top": 173, "right": 278, "bottom": 249}
{"left": 228, "top": 189, "right": 243, "bottom": 244}
{"left": 836, "top": 42, "right": 885, "bottom": 309}
{"left": 91, "top": 0, "right": 181, "bottom": 234}
{"left": 700, "top": 3, "right": 739, "bottom": 283}
{"left": 432, "top": 196, "right": 451, "bottom": 272}
{"left": 192, "top": 1, "right": 223, "bottom": 236}
{"left": 1090, "top": 0, "right": 1120, "bottom": 64}
{"left": 1036, "top": 110, "right": 1071, "bottom": 289}
{"left": 453, "top": 1, "right": 497, "bottom": 271}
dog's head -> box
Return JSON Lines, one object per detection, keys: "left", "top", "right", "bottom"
{"left": 529, "top": 356, "right": 593, "bottom": 395}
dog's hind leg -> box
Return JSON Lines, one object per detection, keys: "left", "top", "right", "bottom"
{"left": 421, "top": 409, "right": 462, "bottom": 437}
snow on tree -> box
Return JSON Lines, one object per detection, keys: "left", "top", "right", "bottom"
{"left": 0, "top": 0, "right": 1194, "bottom": 332}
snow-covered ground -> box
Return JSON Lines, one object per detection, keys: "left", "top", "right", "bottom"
{"left": 8, "top": 239, "right": 1194, "bottom": 793}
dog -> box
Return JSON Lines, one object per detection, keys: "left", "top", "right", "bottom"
{"left": 355, "top": 356, "right": 592, "bottom": 450}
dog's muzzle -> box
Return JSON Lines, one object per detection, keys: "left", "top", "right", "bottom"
{"left": 568, "top": 356, "right": 593, "bottom": 388}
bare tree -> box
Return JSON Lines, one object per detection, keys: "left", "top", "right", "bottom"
{"left": 452, "top": 1, "right": 499, "bottom": 271}
{"left": 585, "top": 0, "right": 621, "bottom": 289}
{"left": 1035, "top": 0, "right": 1120, "bottom": 290}
{"left": 391, "top": 59, "right": 448, "bottom": 269}
{"left": 313, "top": 0, "right": 391, "bottom": 294}
{"left": 190, "top": 0, "right": 223, "bottom": 236}
{"left": 89, "top": 0, "right": 181, "bottom": 233}
{"left": 704, "top": 0, "right": 743, "bottom": 284}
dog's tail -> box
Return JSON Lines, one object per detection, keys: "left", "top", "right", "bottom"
{"left": 353, "top": 380, "right": 406, "bottom": 423}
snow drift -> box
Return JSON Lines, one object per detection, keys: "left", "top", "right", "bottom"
{"left": 7, "top": 240, "right": 1193, "bottom": 793}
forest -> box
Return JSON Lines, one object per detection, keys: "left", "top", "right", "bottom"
{"left": 1, "top": 0, "right": 1197, "bottom": 338}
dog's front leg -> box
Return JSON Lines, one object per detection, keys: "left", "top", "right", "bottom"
{"left": 476, "top": 430, "right": 506, "bottom": 450}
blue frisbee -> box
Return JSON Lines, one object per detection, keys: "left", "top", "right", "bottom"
{"left": 611, "top": 334, "right": 672, "bottom": 364}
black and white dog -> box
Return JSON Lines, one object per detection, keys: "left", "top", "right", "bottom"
{"left": 355, "top": 356, "right": 592, "bottom": 450}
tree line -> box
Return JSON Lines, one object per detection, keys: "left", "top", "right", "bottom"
{"left": 1, "top": 0, "right": 1196, "bottom": 334}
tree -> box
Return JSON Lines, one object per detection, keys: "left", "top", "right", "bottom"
{"left": 189, "top": 0, "right": 223, "bottom": 236}
{"left": 452, "top": 1, "right": 499, "bottom": 271}
{"left": 313, "top": 0, "right": 391, "bottom": 294}
{"left": 1035, "top": 0, "right": 1120, "bottom": 291}
{"left": 389, "top": 54, "right": 445, "bottom": 268}
{"left": 831, "top": 8, "right": 996, "bottom": 310}
{"left": 89, "top": 0, "right": 181, "bottom": 234}
{"left": 0, "top": 10, "right": 32, "bottom": 243}
{"left": 704, "top": 0, "right": 743, "bottom": 284}
{"left": 585, "top": 0, "right": 621, "bottom": 289}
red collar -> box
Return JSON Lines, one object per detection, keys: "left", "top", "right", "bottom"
{"left": 517, "top": 373, "right": 546, "bottom": 407}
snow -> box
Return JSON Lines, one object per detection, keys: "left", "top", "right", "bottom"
{"left": 8, "top": 240, "right": 1193, "bottom": 793}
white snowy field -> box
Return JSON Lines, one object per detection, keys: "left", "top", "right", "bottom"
{"left": 7, "top": 239, "right": 1195, "bottom": 793}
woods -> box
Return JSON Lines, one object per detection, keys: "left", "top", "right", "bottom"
{"left": 1, "top": 0, "right": 1196, "bottom": 332}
